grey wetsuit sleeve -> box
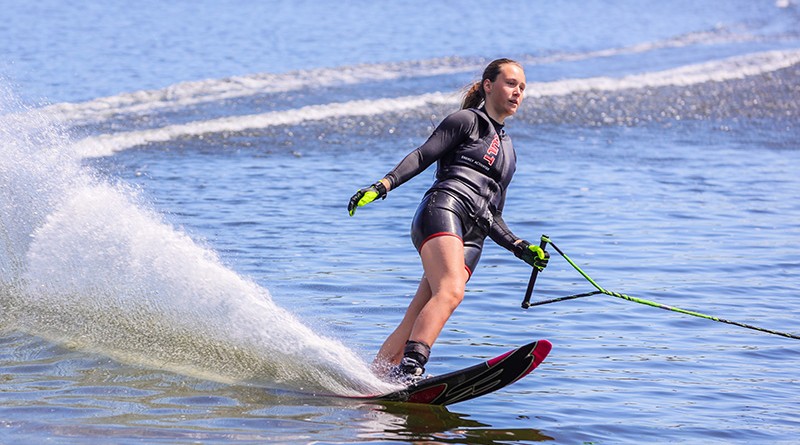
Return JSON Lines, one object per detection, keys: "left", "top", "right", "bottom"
{"left": 489, "top": 212, "right": 519, "bottom": 252}
{"left": 383, "top": 111, "right": 473, "bottom": 190}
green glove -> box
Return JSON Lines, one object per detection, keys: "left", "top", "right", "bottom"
{"left": 348, "top": 181, "right": 387, "bottom": 216}
{"left": 514, "top": 240, "right": 550, "bottom": 271}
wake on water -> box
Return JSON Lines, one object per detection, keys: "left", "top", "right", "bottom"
{"left": 0, "top": 83, "right": 396, "bottom": 396}
{"left": 54, "top": 47, "right": 800, "bottom": 159}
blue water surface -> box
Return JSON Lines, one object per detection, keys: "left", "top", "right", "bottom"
{"left": 2, "top": 1, "right": 800, "bottom": 444}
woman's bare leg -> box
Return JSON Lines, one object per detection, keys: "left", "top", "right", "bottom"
{"left": 373, "top": 235, "right": 468, "bottom": 370}
{"left": 409, "top": 235, "right": 468, "bottom": 347}
{"left": 373, "top": 277, "right": 432, "bottom": 368}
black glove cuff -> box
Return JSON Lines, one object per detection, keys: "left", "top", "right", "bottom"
{"left": 514, "top": 239, "right": 531, "bottom": 258}
{"left": 372, "top": 181, "right": 388, "bottom": 199}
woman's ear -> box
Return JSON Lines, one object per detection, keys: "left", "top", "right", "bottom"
{"left": 482, "top": 78, "right": 493, "bottom": 95}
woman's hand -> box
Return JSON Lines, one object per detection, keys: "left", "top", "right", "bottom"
{"left": 514, "top": 240, "right": 550, "bottom": 270}
{"left": 347, "top": 180, "right": 388, "bottom": 216}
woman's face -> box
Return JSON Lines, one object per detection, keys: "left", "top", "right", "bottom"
{"left": 484, "top": 63, "right": 526, "bottom": 122}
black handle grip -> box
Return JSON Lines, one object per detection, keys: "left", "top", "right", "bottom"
{"left": 521, "top": 236, "right": 548, "bottom": 309}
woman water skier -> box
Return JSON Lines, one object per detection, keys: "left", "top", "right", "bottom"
{"left": 347, "top": 58, "right": 549, "bottom": 384}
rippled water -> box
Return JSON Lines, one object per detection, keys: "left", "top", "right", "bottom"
{"left": 2, "top": 1, "right": 800, "bottom": 444}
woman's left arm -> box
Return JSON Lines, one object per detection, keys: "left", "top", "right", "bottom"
{"left": 488, "top": 211, "right": 518, "bottom": 252}
{"left": 490, "top": 209, "right": 549, "bottom": 271}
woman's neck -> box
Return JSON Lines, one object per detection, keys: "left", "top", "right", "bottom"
{"left": 481, "top": 106, "right": 505, "bottom": 132}
{"left": 483, "top": 102, "right": 506, "bottom": 124}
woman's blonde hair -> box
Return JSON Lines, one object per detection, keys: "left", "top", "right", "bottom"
{"left": 461, "top": 58, "right": 522, "bottom": 109}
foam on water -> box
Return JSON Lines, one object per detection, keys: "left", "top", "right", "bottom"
{"left": 32, "top": 26, "right": 765, "bottom": 127}
{"left": 70, "top": 91, "right": 458, "bottom": 158}
{"left": 0, "top": 84, "right": 396, "bottom": 396}
{"left": 66, "top": 48, "right": 800, "bottom": 158}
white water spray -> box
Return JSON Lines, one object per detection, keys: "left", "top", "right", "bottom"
{"left": 0, "top": 83, "right": 395, "bottom": 396}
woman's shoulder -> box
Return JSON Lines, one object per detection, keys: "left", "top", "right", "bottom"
{"left": 441, "top": 108, "right": 481, "bottom": 131}
{"left": 448, "top": 108, "right": 482, "bottom": 120}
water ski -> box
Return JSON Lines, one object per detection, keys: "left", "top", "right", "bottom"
{"left": 355, "top": 339, "right": 551, "bottom": 406}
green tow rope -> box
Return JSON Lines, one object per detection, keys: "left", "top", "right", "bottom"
{"left": 522, "top": 235, "right": 800, "bottom": 341}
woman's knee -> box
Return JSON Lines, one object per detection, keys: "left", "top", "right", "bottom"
{"left": 434, "top": 280, "right": 465, "bottom": 310}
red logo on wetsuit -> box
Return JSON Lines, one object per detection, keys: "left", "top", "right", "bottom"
{"left": 483, "top": 134, "right": 500, "bottom": 166}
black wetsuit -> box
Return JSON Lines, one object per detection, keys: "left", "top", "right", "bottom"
{"left": 384, "top": 107, "right": 520, "bottom": 276}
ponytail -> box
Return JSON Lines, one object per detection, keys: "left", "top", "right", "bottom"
{"left": 460, "top": 81, "right": 484, "bottom": 109}
{"left": 460, "top": 58, "right": 522, "bottom": 110}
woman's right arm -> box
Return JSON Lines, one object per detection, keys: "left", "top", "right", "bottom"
{"left": 348, "top": 110, "right": 473, "bottom": 216}
{"left": 383, "top": 110, "right": 474, "bottom": 190}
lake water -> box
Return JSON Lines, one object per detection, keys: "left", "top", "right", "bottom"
{"left": 2, "top": 1, "right": 800, "bottom": 443}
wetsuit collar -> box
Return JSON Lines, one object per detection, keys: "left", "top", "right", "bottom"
{"left": 480, "top": 106, "right": 505, "bottom": 136}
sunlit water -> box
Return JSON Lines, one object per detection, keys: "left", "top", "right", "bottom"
{"left": 2, "top": 1, "right": 800, "bottom": 443}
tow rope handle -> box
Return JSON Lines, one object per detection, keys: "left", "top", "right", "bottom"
{"left": 521, "top": 235, "right": 549, "bottom": 309}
